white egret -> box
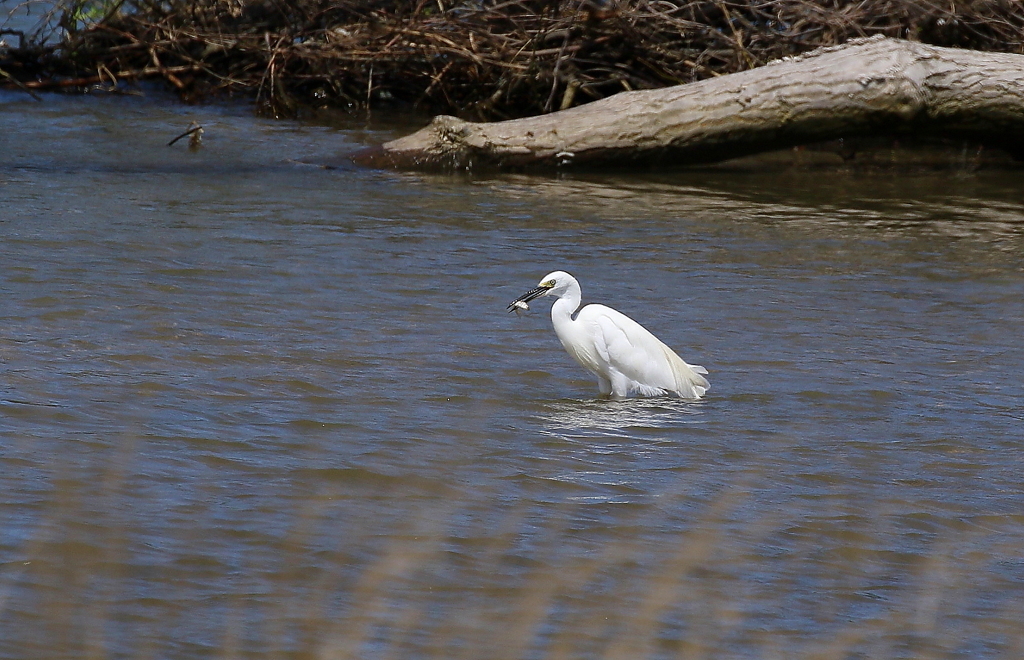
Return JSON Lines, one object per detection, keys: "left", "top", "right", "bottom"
{"left": 508, "top": 271, "right": 710, "bottom": 399}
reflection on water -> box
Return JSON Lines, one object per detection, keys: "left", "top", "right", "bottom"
{"left": 534, "top": 399, "right": 710, "bottom": 504}
{"left": 2, "top": 91, "right": 1024, "bottom": 659}
{"left": 486, "top": 173, "right": 1024, "bottom": 249}
{"left": 540, "top": 397, "right": 707, "bottom": 438}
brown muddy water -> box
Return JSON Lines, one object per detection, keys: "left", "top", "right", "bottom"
{"left": 2, "top": 90, "right": 1024, "bottom": 660}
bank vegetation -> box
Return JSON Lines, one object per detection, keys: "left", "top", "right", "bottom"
{"left": 3, "top": 0, "right": 1024, "bottom": 120}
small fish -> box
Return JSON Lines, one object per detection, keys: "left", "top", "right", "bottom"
{"left": 510, "top": 300, "right": 529, "bottom": 316}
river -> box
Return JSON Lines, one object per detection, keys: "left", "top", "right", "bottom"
{"left": 2, "top": 90, "right": 1023, "bottom": 659}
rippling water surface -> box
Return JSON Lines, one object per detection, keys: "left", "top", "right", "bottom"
{"left": 2, "top": 91, "right": 1024, "bottom": 659}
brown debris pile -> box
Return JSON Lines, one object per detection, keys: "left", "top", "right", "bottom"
{"left": 4, "top": 0, "right": 1024, "bottom": 119}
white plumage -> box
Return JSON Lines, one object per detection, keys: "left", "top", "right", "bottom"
{"left": 508, "top": 271, "right": 709, "bottom": 399}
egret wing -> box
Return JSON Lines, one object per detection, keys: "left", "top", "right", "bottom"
{"left": 584, "top": 305, "right": 677, "bottom": 394}
{"left": 582, "top": 304, "right": 709, "bottom": 398}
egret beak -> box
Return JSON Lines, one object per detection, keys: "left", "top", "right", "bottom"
{"left": 507, "top": 286, "right": 549, "bottom": 313}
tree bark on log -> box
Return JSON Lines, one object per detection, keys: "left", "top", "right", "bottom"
{"left": 354, "top": 36, "right": 1024, "bottom": 171}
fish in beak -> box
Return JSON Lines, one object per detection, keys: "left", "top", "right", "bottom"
{"left": 507, "top": 283, "right": 552, "bottom": 313}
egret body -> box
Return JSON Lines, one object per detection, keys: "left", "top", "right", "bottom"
{"left": 508, "top": 271, "right": 709, "bottom": 399}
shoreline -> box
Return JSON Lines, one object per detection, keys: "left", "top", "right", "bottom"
{"left": 3, "top": 1, "right": 1024, "bottom": 120}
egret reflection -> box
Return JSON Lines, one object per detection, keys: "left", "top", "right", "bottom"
{"left": 539, "top": 396, "right": 707, "bottom": 439}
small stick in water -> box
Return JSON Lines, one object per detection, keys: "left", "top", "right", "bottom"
{"left": 168, "top": 121, "right": 204, "bottom": 148}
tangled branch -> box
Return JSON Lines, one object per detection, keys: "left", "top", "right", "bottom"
{"left": 3, "top": 0, "right": 1024, "bottom": 119}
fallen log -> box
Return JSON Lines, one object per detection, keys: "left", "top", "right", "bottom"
{"left": 354, "top": 36, "right": 1024, "bottom": 171}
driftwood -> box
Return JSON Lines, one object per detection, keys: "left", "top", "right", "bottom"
{"left": 356, "top": 36, "right": 1024, "bottom": 171}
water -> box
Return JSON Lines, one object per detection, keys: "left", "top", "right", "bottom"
{"left": 2, "top": 90, "right": 1024, "bottom": 659}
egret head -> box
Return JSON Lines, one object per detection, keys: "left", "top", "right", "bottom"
{"left": 507, "top": 271, "right": 578, "bottom": 312}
